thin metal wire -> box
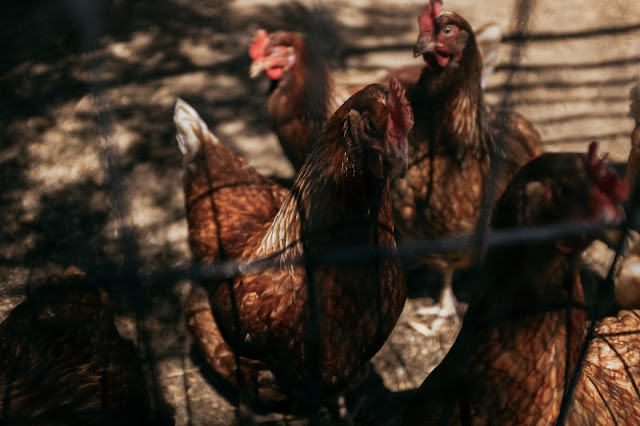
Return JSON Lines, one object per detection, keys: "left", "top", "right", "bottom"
{"left": 129, "top": 219, "right": 625, "bottom": 290}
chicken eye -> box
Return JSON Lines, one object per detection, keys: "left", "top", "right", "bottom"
{"left": 442, "top": 25, "right": 454, "bottom": 37}
{"left": 363, "top": 114, "right": 375, "bottom": 133}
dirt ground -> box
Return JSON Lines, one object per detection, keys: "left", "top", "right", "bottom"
{"left": 2, "top": 0, "right": 640, "bottom": 424}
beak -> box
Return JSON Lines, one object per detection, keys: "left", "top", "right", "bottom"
{"left": 249, "top": 58, "right": 269, "bottom": 78}
{"left": 413, "top": 35, "right": 436, "bottom": 57}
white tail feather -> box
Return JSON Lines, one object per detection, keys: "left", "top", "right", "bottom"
{"left": 476, "top": 23, "right": 501, "bottom": 46}
{"left": 173, "top": 98, "right": 219, "bottom": 166}
{"left": 475, "top": 23, "right": 502, "bottom": 89}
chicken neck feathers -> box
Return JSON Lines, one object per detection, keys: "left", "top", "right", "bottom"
{"left": 265, "top": 34, "right": 349, "bottom": 171}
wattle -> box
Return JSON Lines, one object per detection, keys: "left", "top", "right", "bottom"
{"left": 435, "top": 52, "right": 450, "bottom": 68}
{"left": 266, "top": 67, "right": 283, "bottom": 80}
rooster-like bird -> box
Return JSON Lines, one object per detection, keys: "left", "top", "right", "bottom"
{"left": 405, "top": 142, "right": 636, "bottom": 424}
{"left": 175, "top": 79, "right": 412, "bottom": 412}
{"left": 390, "top": 0, "right": 542, "bottom": 318}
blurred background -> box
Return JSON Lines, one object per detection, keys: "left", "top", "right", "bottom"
{"left": 1, "top": 0, "right": 640, "bottom": 423}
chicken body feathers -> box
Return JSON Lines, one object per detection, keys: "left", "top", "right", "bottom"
{"left": 389, "top": 6, "right": 541, "bottom": 316}
{"left": 175, "top": 99, "right": 288, "bottom": 263}
{"left": 406, "top": 147, "right": 634, "bottom": 425}
{"left": 175, "top": 88, "right": 407, "bottom": 408}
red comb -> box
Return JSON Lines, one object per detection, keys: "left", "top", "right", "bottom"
{"left": 386, "top": 77, "right": 414, "bottom": 143}
{"left": 587, "top": 141, "right": 629, "bottom": 203}
{"left": 418, "top": 0, "right": 442, "bottom": 36}
{"left": 249, "top": 29, "right": 269, "bottom": 60}
{"left": 430, "top": 0, "right": 443, "bottom": 19}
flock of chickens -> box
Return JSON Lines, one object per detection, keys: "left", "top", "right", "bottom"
{"left": 2, "top": 0, "right": 640, "bottom": 424}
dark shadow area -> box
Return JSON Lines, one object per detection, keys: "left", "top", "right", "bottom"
{"left": 190, "top": 337, "right": 416, "bottom": 425}
{"left": 16, "top": 182, "right": 111, "bottom": 272}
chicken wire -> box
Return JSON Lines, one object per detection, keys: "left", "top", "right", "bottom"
{"left": 1, "top": 0, "right": 640, "bottom": 424}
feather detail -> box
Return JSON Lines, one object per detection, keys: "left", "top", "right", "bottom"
{"left": 174, "top": 98, "right": 208, "bottom": 168}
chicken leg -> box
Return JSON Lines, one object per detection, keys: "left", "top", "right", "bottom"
{"left": 416, "top": 268, "right": 458, "bottom": 318}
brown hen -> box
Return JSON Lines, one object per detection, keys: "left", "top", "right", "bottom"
{"left": 405, "top": 142, "right": 635, "bottom": 425}
{"left": 249, "top": 29, "right": 350, "bottom": 171}
{"left": 175, "top": 98, "right": 289, "bottom": 406}
{"left": 249, "top": 24, "right": 500, "bottom": 173}
{"left": 390, "top": 0, "right": 542, "bottom": 318}
{"left": 0, "top": 272, "right": 153, "bottom": 425}
{"left": 175, "top": 79, "right": 412, "bottom": 414}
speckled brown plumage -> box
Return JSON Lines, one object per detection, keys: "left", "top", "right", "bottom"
{"left": 175, "top": 98, "right": 289, "bottom": 407}
{"left": 389, "top": 1, "right": 541, "bottom": 315}
{"left": 0, "top": 272, "right": 152, "bottom": 425}
{"left": 175, "top": 99, "right": 288, "bottom": 264}
{"left": 174, "top": 81, "right": 411, "bottom": 411}
{"left": 568, "top": 310, "right": 640, "bottom": 424}
{"left": 405, "top": 145, "right": 634, "bottom": 425}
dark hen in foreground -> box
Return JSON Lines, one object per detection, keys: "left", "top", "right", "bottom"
{"left": 176, "top": 79, "right": 412, "bottom": 414}
{"left": 0, "top": 272, "right": 153, "bottom": 425}
{"left": 406, "top": 142, "right": 635, "bottom": 425}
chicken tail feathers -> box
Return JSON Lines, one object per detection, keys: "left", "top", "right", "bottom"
{"left": 475, "top": 23, "right": 502, "bottom": 89}
{"left": 174, "top": 98, "right": 218, "bottom": 167}
{"left": 173, "top": 98, "right": 289, "bottom": 264}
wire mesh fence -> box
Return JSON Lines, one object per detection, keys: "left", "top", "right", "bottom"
{"left": 2, "top": 0, "right": 640, "bottom": 424}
